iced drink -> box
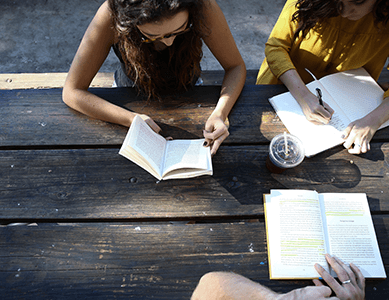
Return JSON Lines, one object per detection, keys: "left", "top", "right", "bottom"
{"left": 266, "top": 133, "right": 305, "bottom": 173}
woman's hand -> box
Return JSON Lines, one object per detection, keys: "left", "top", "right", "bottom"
{"left": 342, "top": 96, "right": 389, "bottom": 154}
{"left": 279, "top": 70, "right": 334, "bottom": 124}
{"left": 314, "top": 254, "right": 365, "bottom": 300}
{"left": 203, "top": 115, "right": 229, "bottom": 156}
{"left": 137, "top": 114, "right": 162, "bottom": 134}
{"left": 342, "top": 116, "right": 380, "bottom": 154}
{"left": 299, "top": 92, "right": 334, "bottom": 125}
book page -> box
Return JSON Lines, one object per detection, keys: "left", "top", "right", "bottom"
{"left": 162, "top": 139, "right": 210, "bottom": 177}
{"left": 119, "top": 115, "right": 167, "bottom": 178}
{"left": 320, "top": 68, "right": 389, "bottom": 129}
{"left": 321, "top": 193, "right": 386, "bottom": 278}
{"left": 269, "top": 81, "right": 349, "bottom": 157}
{"left": 265, "top": 190, "right": 328, "bottom": 279}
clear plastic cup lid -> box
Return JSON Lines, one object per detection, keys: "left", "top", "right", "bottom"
{"left": 269, "top": 133, "right": 305, "bottom": 168}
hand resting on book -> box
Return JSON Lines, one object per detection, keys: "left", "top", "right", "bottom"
{"left": 312, "top": 254, "right": 365, "bottom": 300}
{"left": 342, "top": 97, "right": 389, "bottom": 154}
{"left": 137, "top": 114, "right": 162, "bottom": 135}
{"left": 278, "top": 254, "right": 365, "bottom": 300}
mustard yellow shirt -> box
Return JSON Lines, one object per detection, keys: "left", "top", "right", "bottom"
{"left": 256, "top": 0, "right": 389, "bottom": 98}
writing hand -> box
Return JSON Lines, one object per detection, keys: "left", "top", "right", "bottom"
{"left": 137, "top": 114, "right": 162, "bottom": 134}
{"left": 314, "top": 254, "right": 365, "bottom": 300}
{"left": 300, "top": 92, "right": 334, "bottom": 125}
{"left": 203, "top": 116, "right": 229, "bottom": 156}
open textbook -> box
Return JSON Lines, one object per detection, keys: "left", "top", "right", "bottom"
{"left": 269, "top": 68, "right": 389, "bottom": 157}
{"left": 119, "top": 115, "right": 212, "bottom": 180}
{"left": 264, "top": 189, "right": 386, "bottom": 279}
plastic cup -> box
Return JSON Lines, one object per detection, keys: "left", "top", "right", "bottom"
{"left": 266, "top": 133, "right": 305, "bottom": 174}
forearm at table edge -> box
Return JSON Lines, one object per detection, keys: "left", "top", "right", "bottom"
{"left": 62, "top": 85, "right": 135, "bottom": 128}
{"left": 213, "top": 63, "right": 246, "bottom": 121}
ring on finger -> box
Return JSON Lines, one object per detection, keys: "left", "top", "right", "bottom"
{"left": 342, "top": 279, "right": 351, "bottom": 284}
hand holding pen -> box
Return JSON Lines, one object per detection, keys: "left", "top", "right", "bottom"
{"left": 314, "top": 87, "right": 334, "bottom": 123}
{"left": 316, "top": 88, "right": 324, "bottom": 107}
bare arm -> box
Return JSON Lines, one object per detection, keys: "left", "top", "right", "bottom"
{"left": 279, "top": 69, "right": 334, "bottom": 124}
{"left": 191, "top": 272, "right": 336, "bottom": 300}
{"left": 191, "top": 254, "right": 365, "bottom": 300}
{"left": 202, "top": 0, "right": 246, "bottom": 155}
{"left": 62, "top": 1, "right": 161, "bottom": 132}
{"left": 191, "top": 272, "right": 279, "bottom": 300}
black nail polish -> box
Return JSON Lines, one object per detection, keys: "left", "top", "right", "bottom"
{"left": 203, "top": 141, "right": 208, "bottom": 147}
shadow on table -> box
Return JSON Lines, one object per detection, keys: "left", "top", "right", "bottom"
{"left": 213, "top": 144, "right": 386, "bottom": 206}
{"left": 289, "top": 145, "right": 386, "bottom": 189}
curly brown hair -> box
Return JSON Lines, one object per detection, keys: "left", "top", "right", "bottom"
{"left": 292, "top": 0, "right": 389, "bottom": 39}
{"left": 108, "top": 0, "right": 209, "bottom": 100}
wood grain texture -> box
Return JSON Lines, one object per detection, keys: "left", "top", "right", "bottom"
{"left": 0, "top": 85, "right": 297, "bottom": 147}
{"left": 3, "top": 86, "right": 389, "bottom": 148}
{"left": 0, "top": 72, "right": 114, "bottom": 90}
{"left": 1, "top": 143, "right": 388, "bottom": 221}
{"left": 1, "top": 85, "right": 388, "bottom": 299}
{"left": 2, "top": 86, "right": 389, "bottom": 148}
{"left": 0, "top": 70, "right": 258, "bottom": 90}
{"left": 1, "top": 68, "right": 387, "bottom": 89}
{"left": 1, "top": 220, "right": 388, "bottom": 299}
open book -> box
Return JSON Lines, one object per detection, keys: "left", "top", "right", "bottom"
{"left": 269, "top": 68, "right": 389, "bottom": 157}
{"left": 119, "top": 115, "right": 212, "bottom": 180}
{"left": 264, "top": 189, "right": 386, "bottom": 279}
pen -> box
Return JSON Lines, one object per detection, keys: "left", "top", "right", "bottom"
{"left": 316, "top": 88, "right": 324, "bottom": 107}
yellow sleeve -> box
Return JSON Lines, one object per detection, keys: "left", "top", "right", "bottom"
{"left": 265, "top": 0, "right": 299, "bottom": 79}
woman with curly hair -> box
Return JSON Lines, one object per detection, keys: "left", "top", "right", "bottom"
{"left": 257, "top": 0, "right": 389, "bottom": 154}
{"left": 63, "top": 0, "right": 246, "bottom": 155}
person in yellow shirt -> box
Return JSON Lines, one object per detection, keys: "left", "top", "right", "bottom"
{"left": 257, "top": 0, "right": 389, "bottom": 154}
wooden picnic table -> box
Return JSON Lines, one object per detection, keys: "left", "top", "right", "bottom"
{"left": 1, "top": 80, "right": 388, "bottom": 299}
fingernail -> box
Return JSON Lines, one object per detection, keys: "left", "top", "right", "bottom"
{"left": 203, "top": 141, "right": 208, "bottom": 147}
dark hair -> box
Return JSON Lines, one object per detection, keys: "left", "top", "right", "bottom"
{"left": 108, "top": 0, "right": 208, "bottom": 100}
{"left": 292, "top": 0, "right": 389, "bottom": 40}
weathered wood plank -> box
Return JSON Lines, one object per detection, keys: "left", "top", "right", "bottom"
{"left": 0, "top": 85, "right": 286, "bottom": 147}
{"left": 1, "top": 68, "right": 387, "bottom": 89}
{"left": 0, "top": 219, "right": 388, "bottom": 299}
{"left": 0, "top": 73, "right": 114, "bottom": 90}
{"left": 200, "top": 69, "right": 258, "bottom": 85}
{"left": 0, "top": 70, "right": 258, "bottom": 90}
{"left": 2, "top": 86, "right": 389, "bottom": 148}
{"left": 1, "top": 143, "right": 388, "bottom": 221}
